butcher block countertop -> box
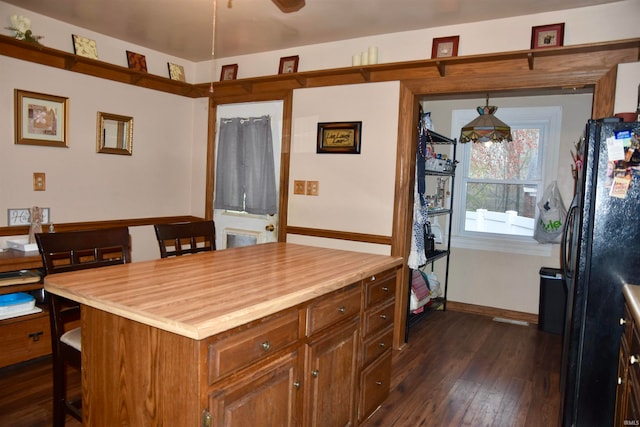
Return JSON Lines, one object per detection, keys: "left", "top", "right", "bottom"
{"left": 44, "top": 242, "right": 402, "bottom": 340}
{"left": 623, "top": 283, "right": 640, "bottom": 326}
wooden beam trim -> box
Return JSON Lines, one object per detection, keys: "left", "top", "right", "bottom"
{"left": 285, "top": 226, "right": 392, "bottom": 245}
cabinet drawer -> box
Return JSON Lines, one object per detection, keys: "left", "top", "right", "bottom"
{"left": 358, "top": 349, "right": 392, "bottom": 422}
{"left": 364, "top": 270, "right": 396, "bottom": 309}
{"left": 306, "top": 285, "right": 361, "bottom": 336}
{"left": 363, "top": 299, "right": 395, "bottom": 337}
{"left": 208, "top": 309, "right": 299, "bottom": 383}
{"left": 362, "top": 325, "right": 393, "bottom": 367}
{"left": 0, "top": 311, "right": 51, "bottom": 368}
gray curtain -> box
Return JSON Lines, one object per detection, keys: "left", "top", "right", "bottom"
{"left": 214, "top": 116, "right": 277, "bottom": 215}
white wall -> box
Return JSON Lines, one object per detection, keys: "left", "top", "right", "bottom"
{"left": 285, "top": 82, "right": 399, "bottom": 256}
{"left": 615, "top": 62, "right": 640, "bottom": 115}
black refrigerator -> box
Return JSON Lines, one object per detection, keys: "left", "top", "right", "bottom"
{"left": 560, "top": 118, "right": 640, "bottom": 426}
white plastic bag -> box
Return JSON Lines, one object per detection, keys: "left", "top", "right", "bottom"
{"left": 534, "top": 181, "right": 566, "bottom": 244}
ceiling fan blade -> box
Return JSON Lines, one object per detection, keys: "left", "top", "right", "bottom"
{"left": 272, "top": 0, "right": 305, "bottom": 13}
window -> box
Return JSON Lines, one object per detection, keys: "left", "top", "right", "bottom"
{"left": 450, "top": 106, "right": 562, "bottom": 255}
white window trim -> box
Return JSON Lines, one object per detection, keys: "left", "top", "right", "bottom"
{"left": 449, "top": 106, "right": 563, "bottom": 256}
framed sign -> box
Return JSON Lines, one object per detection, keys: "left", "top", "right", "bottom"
{"left": 316, "top": 121, "right": 362, "bottom": 154}
{"left": 220, "top": 64, "right": 238, "bottom": 81}
{"left": 431, "top": 36, "right": 459, "bottom": 58}
{"left": 278, "top": 55, "right": 299, "bottom": 74}
{"left": 14, "top": 89, "right": 69, "bottom": 147}
{"left": 531, "top": 23, "right": 565, "bottom": 49}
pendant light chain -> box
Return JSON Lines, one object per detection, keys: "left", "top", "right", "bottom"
{"left": 209, "top": 0, "right": 218, "bottom": 93}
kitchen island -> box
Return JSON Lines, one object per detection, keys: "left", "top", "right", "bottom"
{"left": 44, "top": 242, "right": 402, "bottom": 426}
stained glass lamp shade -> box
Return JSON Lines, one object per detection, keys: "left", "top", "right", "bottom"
{"left": 460, "top": 96, "right": 512, "bottom": 143}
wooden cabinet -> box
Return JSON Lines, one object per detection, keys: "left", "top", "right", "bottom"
{"left": 615, "top": 301, "right": 640, "bottom": 426}
{"left": 209, "top": 349, "right": 302, "bottom": 427}
{"left": 0, "top": 310, "right": 50, "bottom": 368}
{"left": 358, "top": 269, "right": 395, "bottom": 423}
{"left": 0, "top": 270, "right": 48, "bottom": 368}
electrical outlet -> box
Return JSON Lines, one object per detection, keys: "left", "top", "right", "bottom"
{"left": 307, "top": 180, "right": 319, "bottom": 196}
{"left": 293, "top": 180, "right": 306, "bottom": 195}
{"left": 33, "top": 172, "right": 46, "bottom": 191}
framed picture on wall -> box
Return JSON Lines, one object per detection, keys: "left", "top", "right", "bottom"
{"left": 531, "top": 23, "right": 565, "bottom": 49}
{"left": 278, "top": 55, "right": 299, "bottom": 74}
{"left": 14, "top": 89, "right": 69, "bottom": 147}
{"left": 72, "top": 34, "right": 98, "bottom": 59}
{"left": 431, "top": 36, "right": 459, "bottom": 58}
{"left": 126, "top": 51, "right": 148, "bottom": 72}
{"left": 167, "top": 62, "right": 186, "bottom": 82}
{"left": 316, "top": 121, "right": 362, "bottom": 154}
{"left": 220, "top": 64, "right": 238, "bottom": 81}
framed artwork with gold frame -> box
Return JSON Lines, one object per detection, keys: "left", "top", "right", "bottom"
{"left": 72, "top": 34, "right": 98, "bottom": 59}
{"left": 14, "top": 89, "right": 69, "bottom": 148}
{"left": 316, "top": 121, "right": 362, "bottom": 154}
{"left": 531, "top": 23, "right": 565, "bottom": 49}
{"left": 167, "top": 63, "right": 186, "bottom": 82}
{"left": 431, "top": 36, "right": 459, "bottom": 58}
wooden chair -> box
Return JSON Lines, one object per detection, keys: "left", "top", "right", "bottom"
{"left": 153, "top": 220, "right": 216, "bottom": 258}
{"left": 35, "top": 227, "right": 132, "bottom": 427}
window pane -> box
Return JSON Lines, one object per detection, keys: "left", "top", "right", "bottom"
{"left": 464, "top": 183, "right": 537, "bottom": 236}
{"left": 468, "top": 129, "right": 540, "bottom": 180}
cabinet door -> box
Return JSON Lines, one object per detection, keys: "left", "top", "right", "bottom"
{"left": 305, "top": 317, "right": 359, "bottom": 427}
{"left": 209, "top": 349, "right": 301, "bottom": 427}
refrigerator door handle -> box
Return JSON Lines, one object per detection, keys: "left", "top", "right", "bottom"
{"left": 562, "top": 202, "right": 578, "bottom": 281}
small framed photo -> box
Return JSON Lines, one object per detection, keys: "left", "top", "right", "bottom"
{"left": 431, "top": 36, "right": 459, "bottom": 59}
{"left": 167, "top": 62, "right": 186, "bottom": 82}
{"left": 317, "top": 121, "right": 362, "bottom": 154}
{"left": 531, "top": 23, "right": 565, "bottom": 49}
{"left": 72, "top": 34, "right": 98, "bottom": 59}
{"left": 220, "top": 64, "right": 238, "bottom": 81}
{"left": 14, "top": 89, "right": 69, "bottom": 147}
{"left": 126, "top": 51, "right": 148, "bottom": 72}
{"left": 278, "top": 55, "right": 299, "bottom": 74}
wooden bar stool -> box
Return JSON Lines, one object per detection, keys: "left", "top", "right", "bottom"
{"left": 153, "top": 220, "right": 216, "bottom": 258}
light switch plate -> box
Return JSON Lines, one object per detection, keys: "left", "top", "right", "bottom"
{"left": 293, "top": 180, "right": 306, "bottom": 195}
{"left": 306, "top": 181, "right": 319, "bottom": 196}
{"left": 7, "top": 208, "right": 50, "bottom": 226}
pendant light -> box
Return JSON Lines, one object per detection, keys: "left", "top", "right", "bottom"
{"left": 460, "top": 94, "right": 512, "bottom": 143}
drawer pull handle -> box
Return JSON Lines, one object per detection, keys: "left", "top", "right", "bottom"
{"left": 376, "top": 381, "right": 383, "bottom": 386}
{"left": 28, "top": 331, "right": 44, "bottom": 342}
{"left": 380, "top": 314, "right": 387, "bottom": 320}
{"left": 312, "top": 369, "right": 319, "bottom": 378}
{"left": 338, "top": 306, "right": 346, "bottom": 314}
{"left": 382, "top": 286, "right": 389, "bottom": 292}
{"left": 379, "top": 342, "right": 386, "bottom": 348}
{"left": 619, "top": 377, "right": 623, "bottom": 385}
{"left": 293, "top": 381, "right": 301, "bottom": 389}
{"left": 261, "top": 341, "right": 271, "bottom": 352}
{"left": 632, "top": 355, "right": 640, "bottom": 365}
{"left": 371, "top": 275, "right": 376, "bottom": 282}
{"left": 621, "top": 318, "right": 628, "bottom": 326}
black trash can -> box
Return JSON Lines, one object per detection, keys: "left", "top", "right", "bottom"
{"left": 538, "top": 267, "right": 566, "bottom": 335}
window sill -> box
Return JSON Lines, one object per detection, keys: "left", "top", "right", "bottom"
{"left": 451, "top": 234, "right": 553, "bottom": 257}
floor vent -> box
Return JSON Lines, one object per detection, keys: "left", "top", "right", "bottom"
{"left": 492, "top": 317, "right": 530, "bottom": 327}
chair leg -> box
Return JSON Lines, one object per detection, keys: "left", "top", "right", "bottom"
{"left": 51, "top": 359, "right": 67, "bottom": 427}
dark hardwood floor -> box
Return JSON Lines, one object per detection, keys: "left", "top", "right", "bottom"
{"left": 362, "top": 310, "right": 562, "bottom": 427}
{"left": 0, "top": 310, "right": 561, "bottom": 427}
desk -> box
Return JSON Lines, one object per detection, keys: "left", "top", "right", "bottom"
{"left": 44, "top": 242, "right": 402, "bottom": 426}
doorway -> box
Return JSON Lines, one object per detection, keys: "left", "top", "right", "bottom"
{"left": 213, "top": 101, "right": 284, "bottom": 249}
